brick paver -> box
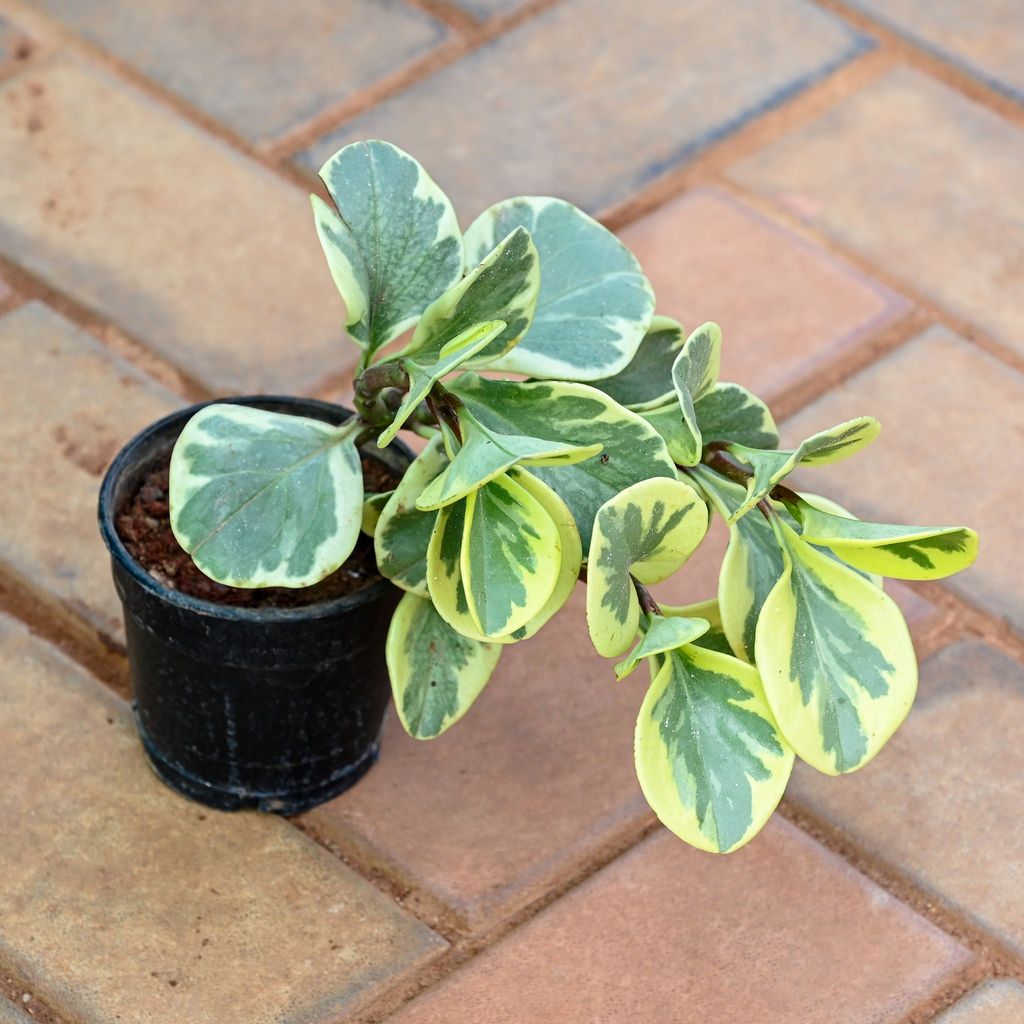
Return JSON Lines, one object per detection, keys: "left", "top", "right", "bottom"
{"left": 0, "top": 301, "right": 178, "bottom": 640}
{"left": 389, "top": 821, "right": 970, "bottom": 1023}
{"left": 783, "top": 326, "right": 1021, "bottom": 630}
{"left": 791, "top": 640, "right": 1024, "bottom": 956}
{"left": 937, "top": 981, "right": 1024, "bottom": 1023}
{"left": 305, "top": 586, "right": 651, "bottom": 931}
{"left": 730, "top": 68, "right": 1024, "bottom": 357}
{"left": 0, "top": 0, "right": 1018, "bottom": 1016}
{"left": 300, "top": 0, "right": 868, "bottom": 217}
{"left": 847, "top": 0, "right": 1024, "bottom": 102}
{"left": 30, "top": 0, "right": 448, "bottom": 144}
{"left": 0, "top": 57, "right": 355, "bottom": 394}
{"left": 0, "top": 613, "right": 444, "bottom": 1024}
{"left": 620, "top": 187, "right": 910, "bottom": 402}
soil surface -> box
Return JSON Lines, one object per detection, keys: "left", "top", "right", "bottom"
{"left": 116, "top": 453, "right": 401, "bottom": 609}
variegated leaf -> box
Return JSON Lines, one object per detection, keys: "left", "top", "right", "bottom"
{"left": 638, "top": 399, "right": 703, "bottom": 467}
{"left": 795, "top": 498, "right": 978, "bottom": 581}
{"left": 695, "top": 382, "right": 779, "bottom": 450}
{"left": 427, "top": 498, "right": 515, "bottom": 643}
{"left": 463, "top": 197, "right": 654, "bottom": 380}
{"left": 635, "top": 644, "right": 794, "bottom": 853}
{"left": 416, "top": 408, "right": 601, "bottom": 511}
{"left": 169, "top": 405, "right": 362, "bottom": 588}
{"left": 755, "top": 518, "right": 917, "bottom": 775}
{"left": 660, "top": 598, "right": 734, "bottom": 656}
{"left": 375, "top": 435, "right": 448, "bottom": 596}
{"left": 726, "top": 417, "right": 880, "bottom": 523}
{"left": 451, "top": 374, "right": 676, "bottom": 548}
{"left": 692, "top": 466, "right": 785, "bottom": 663}
{"left": 505, "top": 467, "right": 584, "bottom": 641}
{"left": 313, "top": 140, "right": 463, "bottom": 355}
{"left": 361, "top": 490, "right": 392, "bottom": 537}
{"left": 402, "top": 226, "right": 540, "bottom": 366}
{"left": 462, "top": 472, "right": 561, "bottom": 639}
{"left": 587, "top": 478, "right": 708, "bottom": 658}
{"left": 386, "top": 592, "right": 501, "bottom": 739}
{"left": 589, "top": 316, "right": 684, "bottom": 409}
{"left": 664, "top": 322, "right": 723, "bottom": 466}
{"left": 377, "top": 320, "right": 506, "bottom": 447}
{"left": 614, "top": 614, "right": 710, "bottom": 680}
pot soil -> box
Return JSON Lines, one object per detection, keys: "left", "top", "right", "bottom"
{"left": 98, "top": 396, "right": 410, "bottom": 814}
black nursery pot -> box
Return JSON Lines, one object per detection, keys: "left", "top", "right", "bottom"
{"left": 98, "top": 396, "right": 409, "bottom": 814}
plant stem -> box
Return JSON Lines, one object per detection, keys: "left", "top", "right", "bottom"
{"left": 426, "top": 382, "right": 463, "bottom": 443}
{"left": 632, "top": 574, "right": 662, "bottom": 616}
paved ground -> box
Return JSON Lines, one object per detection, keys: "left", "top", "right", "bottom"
{"left": 0, "top": 1, "right": 1020, "bottom": 1021}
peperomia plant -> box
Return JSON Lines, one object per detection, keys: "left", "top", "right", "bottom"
{"left": 168, "top": 140, "right": 978, "bottom": 854}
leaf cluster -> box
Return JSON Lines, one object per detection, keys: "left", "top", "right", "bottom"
{"left": 167, "top": 141, "right": 978, "bottom": 854}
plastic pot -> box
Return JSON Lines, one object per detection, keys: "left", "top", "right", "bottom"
{"left": 98, "top": 396, "right": 409, "bottom": 814}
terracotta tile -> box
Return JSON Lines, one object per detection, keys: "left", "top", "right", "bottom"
{"left": 937, "top": 980, "right": 1024, "bottom": 1024}
{"left": 29, "top": 0, "right": 447, "bottom": 144}
{"left": 0, "top": 613, "right": 444, "bottom": 1024}
{"left": 730, "top": 68, "right": 1024, "bottom": 357}
{"left": 304, "top": 585, "right": 654, "bottom": 931}
{"left": 620, "top": 188, "right": 910, "bottom": 402}
{"left": 790, "top": 640, "right": 1024, "bottom": 956}
{"left": 0, "top": 58, "right": 356, "bottom": 394}
{"left": 300, "top": 0, "right": 868, "bottom": 217}
{"left": 390, "top": 820, "right": 970, "bottom": 1023}
{"left": 782, "top": 326, "right": 1020, "bottom": 630}
{"left": 0, "top": 302, "right": 178, "bottom": 640}
{"left": 847, "top": 0, "right": 1024, "bottom": 103}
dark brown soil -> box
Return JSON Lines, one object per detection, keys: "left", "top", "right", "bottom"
{"left": 116, "top": 453, "right": 401, "bottom": 609}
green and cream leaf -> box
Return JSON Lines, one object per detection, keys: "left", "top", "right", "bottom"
{"left": 614, "top": 614, "right": 710, "bottom": 680}
{"left": 461, "top": 472, "right": 562, "bottom": 639}
{"left": 503, "top": 467, "right": 583, "bottom": 642}
{"left": 386, "top": 592, "right": 501, "bottom": 739}
{"left": 313, "top": 140, "right": 463, "bottom": 355}
{"left": 451, "top": 375, "right": 675, "bottom": 548}
{"left": 586, "top": 478, "right": 708, "bottom": 658}
{"left": 169, "top": 404, "right": 362, "bottom": 589}
{"left": 726, "top": 416, "right": 880, "bottom": 523}
{"left": 635, "top": 645, "right": 794, "bottom": 853}
{"left": 794, "top": 498, "right": 979, "bottom": 581}
{"left": 361, "top": 490, "right": 392, "bottom": 537}
{"left": 660, "top": 598, "right": 734, "bottom": 656}
{"left": 692, "top": 466, "right": 785, "bottom": 663}
{"left": 375, "top": 435, "right": 448, "bottom": 596}
{"left": 416, "top": 409, "right": 602, "bottom": 511}
{"left": 463, "top": 197, "right": 654, "bottom": 380}
{"left": 402, "top": 226, "right": 540, "bottom": 366}
{"left": 426, "top": 498, "right": 514, "bottom": 644}
{"left": 377, "top": 320, "right": 506, "bottom": 447}
{"left": 755, "top": 519, "right": 917, "bottom": 775}
{"left": 589, "top": 316, "right": 684, "bottom": 409}
{"left": 695, "top": 382, "right": 779, "bottom": 450}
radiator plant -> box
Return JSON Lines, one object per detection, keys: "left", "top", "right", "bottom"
{"left": 168, "top": 140, "right": 978, "bottom": 854}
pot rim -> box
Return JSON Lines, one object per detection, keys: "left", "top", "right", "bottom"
{"left": 98, "top": 394, "right": 409, "bottom": 623}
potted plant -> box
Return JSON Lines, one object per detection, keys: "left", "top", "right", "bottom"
{"left": 99, "top": 140, "right": 977, "bottom": 850}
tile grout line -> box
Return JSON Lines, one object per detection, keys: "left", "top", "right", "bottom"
{"left": 811, "top": 0, "right": 1024, "bottom": 131}
{"left": 0, "top": 253, "right": 210, "bottom": 404}
{"left": 780, "top": 796, "right": 1024, "bottom": 981}
{"left": 710, "top": 177, "right": 1024, "bottom": 380}
{"left": 263, "top": 0, "right": 568, "bottom": 164}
